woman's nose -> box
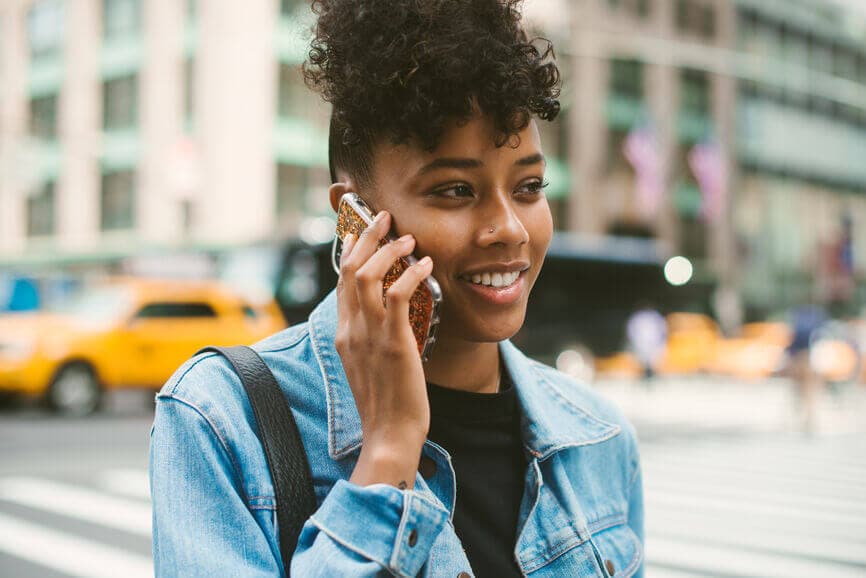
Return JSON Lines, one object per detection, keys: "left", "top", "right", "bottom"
{"left": 478, "top": 199, "right": 529, "bottom": 246}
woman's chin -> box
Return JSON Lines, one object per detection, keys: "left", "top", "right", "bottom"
{"left": 438, "top": 311, "right": 526, "bottom": 344}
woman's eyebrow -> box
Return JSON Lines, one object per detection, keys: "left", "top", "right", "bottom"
{"left": 415, "top": 152, "right": 545, "bottom": 176}
{"left": 417, "top": 157, "right": 484, "bottom": 176}
{"left": 515, "top": 153, "right": 545, "bottom": 166}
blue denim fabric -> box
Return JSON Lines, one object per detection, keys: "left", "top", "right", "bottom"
{"left": 150, "top": 290, "right": 644, "bottom": 577}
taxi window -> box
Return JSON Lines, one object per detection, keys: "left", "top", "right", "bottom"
{"left": 134, "top": 302, "right": 217, "bottom": 319}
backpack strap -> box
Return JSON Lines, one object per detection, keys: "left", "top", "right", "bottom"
{"left": 197, "top": 345, "right": 316, "bottom": 576}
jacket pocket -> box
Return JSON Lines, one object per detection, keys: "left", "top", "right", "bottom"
{"left": 589, "top": 520, "right": 643, "bottom": 578}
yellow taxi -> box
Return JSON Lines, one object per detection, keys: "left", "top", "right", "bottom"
{"left": 0, "top": 277, "right": 286, "bottom": 415}
{"left": 657, "top": 312, "right": 721, "bottom": 375}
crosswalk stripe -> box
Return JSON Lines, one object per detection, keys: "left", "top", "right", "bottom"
{"left": 644, "top": 475, "right": 866, "bottom": 516}
{"left": 645, "top": 503, "right": 865, "bottom": 546}
{"left": 642, "top": 450, "right": 866, "bottom": 484}
{"left": 645, "top": 565, "right": 718, "bottom": 578}
{"left": 98, "top": 469, "right": 151, "bottom": 501}
{"left": 646, "top": 488, "right": 866, "bottom": 529}
{"left": 646, "top": 512, "right": 866, "bottom": 567}
{"left": 0, "top": 477, "right": 151, "bottom": 537}
{"left": 657, "top": 439, "right": 866, "bottom": 469}
{"left": 642, "top": 459, "right": 866, "bottom": 498}
{"left": 0, "top": 511, "right": 152, "bottom": 578}
{"left": 647, "top": 535, "right": 866, "bottom": 578}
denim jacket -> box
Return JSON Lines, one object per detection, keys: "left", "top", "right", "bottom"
{"left": 150, "top": 291, "right": 645, "bottom": 577}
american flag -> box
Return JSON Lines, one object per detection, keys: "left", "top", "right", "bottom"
{"left": 623, "top": 124, "right": 664, "bottom": 218}
{"left": 688, "top": 140, "right": 728, "bottom": 223}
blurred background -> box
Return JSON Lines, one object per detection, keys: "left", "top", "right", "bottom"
{"left": 1, "top": 0, "right": 865, "bottom": 576}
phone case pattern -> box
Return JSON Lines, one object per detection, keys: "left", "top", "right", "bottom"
{"left": 335, "top": 197, "right": 437, "bottom": 357}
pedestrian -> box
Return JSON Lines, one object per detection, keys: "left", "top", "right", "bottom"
{"left": 626, "top": 304, "right": 667, "bottom": 382}
{"left": 149, "top": 1, "right": 644, "bottom": 576}
{"left": 786, "top": 301, "right": 828, "bottom": 434}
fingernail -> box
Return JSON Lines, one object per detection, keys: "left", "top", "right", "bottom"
{"left": 419, "top": 256, "right": 432, "bottom": 266}
{"left": 373, "top": 211, "right": 387, "bottom": 224}
{"left": 398, "top": 234, "right": 413, "bottom": 244}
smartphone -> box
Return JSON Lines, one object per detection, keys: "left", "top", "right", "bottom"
{"left": 332, "top": 193, "right": 442, "bottom": 361}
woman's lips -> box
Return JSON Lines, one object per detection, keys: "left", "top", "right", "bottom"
{"left": 458, "top": 270, "right": 526, "bottom": 305}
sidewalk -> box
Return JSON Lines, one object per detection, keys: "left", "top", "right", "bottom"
{"left": 594, "top": 375, "right": 866, "bottom": 439}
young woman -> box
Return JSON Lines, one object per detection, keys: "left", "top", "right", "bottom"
{"left": 150, "top": 1, "right": 644, "bottom": 576}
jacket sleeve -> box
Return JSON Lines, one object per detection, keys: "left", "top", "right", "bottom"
{"left": 150, "top": 395, "right": 283, "bottom": 577}
{"left": 150, "top": 393, "right": 450, "bottom": 577}
{"left": 292, "top": 480, "right": 450, "bottom": 577}
{"left": 627, "top": 449, "right": 645, "bottom": 578}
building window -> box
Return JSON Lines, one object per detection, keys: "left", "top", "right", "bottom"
{"left": 857, "top": 53, "right": 866, "bottom": 86}
{"left": 607, "top": 0, "right": 651, "bottom": 19}
{"left": 101, "top": 170, "right": 136, "bottom": 231}
{"left": 701, "top": 4, "right": 715, "bottom": 39}
{"left": 676, "top": 0, "right": 714, "bottom": 39}
{"left": 675, "top": 0, "right": 690, "bottom": 31}
{"left": 833, "top": 46, "right": 857, "bottom": 81}
{"left": 30, "top": 94, "right": 59, "bottom": 140}
{"left": 103, "top": 75, "right": 138, "bottom": 130}
{"left": 27, "top": 181, "right": 56, "bottom": 237}
{"left": 606, "top": 128, "right": 630, "bottom": 175}
{"left": 680, "top": 68, "right": 710, "bottom": 116}
{"left": 278, "top": 63, "right": 309, "bottom": 118}
{"left": 810, "top": 39, "right": 833, "bottom": 73}
{"left": 183, "top": 58, "right": 195, "bottom": 127}
{"left": 782, "top": 29, "right": 809, "bottom": 65}
{"left": 103, "top": 0, "right": 140, "bottom": 40}
{"left": 276, "top": 163, "right": 309, "bottom": 218}
{"left": 27, "top": 0, "right": 63, "bottom": 59}
{"left": 610, "top": 59, "right": 644, "bottom": 100}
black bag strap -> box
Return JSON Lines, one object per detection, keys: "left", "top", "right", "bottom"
{"left": 197, "top": 345, "right": 316, "bottom": 576}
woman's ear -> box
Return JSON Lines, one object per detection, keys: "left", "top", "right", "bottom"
{"left": 328, "top": 181, "right": 349, "bottom": 213}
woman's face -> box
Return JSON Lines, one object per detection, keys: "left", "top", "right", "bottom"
{"left": 349, "top": 115, "right": 553, "bottom": 344}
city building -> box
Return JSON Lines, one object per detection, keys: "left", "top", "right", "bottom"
{"left": 526, "top": 0, "right": 866, "bottom": 326}
{"left": 0, "top": 0, "right": 331, "bottom": 274}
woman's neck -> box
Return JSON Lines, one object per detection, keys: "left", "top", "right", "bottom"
{"left": 422, "top": 338, "right": 501, "bottom": 394}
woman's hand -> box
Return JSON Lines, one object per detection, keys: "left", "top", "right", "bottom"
{"left": 335, "top": 210, "right": 434, "bottom": 489}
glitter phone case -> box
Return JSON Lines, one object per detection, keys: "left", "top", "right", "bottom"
{"left": 332, "top": 193, "right": 442, "bottom": 361}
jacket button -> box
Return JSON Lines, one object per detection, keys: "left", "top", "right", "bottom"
{"left": 457, "top": 573, "right": 471, "bottom": 578}
{"left": 408, "top": 529, "right": 418, "bottom": 547}
{"left": 605, "top": 559, "right": 615, "bottom": 576}
{"left": 418, "top": 456, "right": 437, "bottom": 479}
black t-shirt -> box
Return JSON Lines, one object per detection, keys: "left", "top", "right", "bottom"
{"left": 426, "top": 370, "right": 527, "bottom": 578}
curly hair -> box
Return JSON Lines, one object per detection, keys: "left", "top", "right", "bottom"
{"left": 302, "top": 0, "right": 561, "bottom": 186}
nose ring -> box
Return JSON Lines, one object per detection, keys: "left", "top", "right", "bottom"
{"left": 488, "top": 226, "right": 495, "bottom": 234}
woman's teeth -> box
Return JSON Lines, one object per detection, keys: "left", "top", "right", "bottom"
{"left": 468, "top": 271, "right": 520, "bottom": 288}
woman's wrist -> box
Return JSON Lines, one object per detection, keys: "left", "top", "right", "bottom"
{"left": 350, "top": 435, "right": 426, "bottom": 489}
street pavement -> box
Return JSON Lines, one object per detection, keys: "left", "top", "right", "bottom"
{"left": 0, "top": 379, "right": 864, "bottom": 577}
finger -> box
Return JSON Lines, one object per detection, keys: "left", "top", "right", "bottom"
{"left": 355, "top": 235, "right": 416, "bottom": 317}
{"left": 384, "top": 256, "right": 434, "bottom": 326}
{"left": 337, "top": 232, "right": 359, "bottom": 309}
{"left": 342, "top": 211, "right": 392, "bottom": 275}
{"left": 340, "top": 233, "right": 358, "bottom": 267}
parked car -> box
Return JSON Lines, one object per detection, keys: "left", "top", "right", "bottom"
{"left": 0, "top": 277, "right": 285, "bottom": 415}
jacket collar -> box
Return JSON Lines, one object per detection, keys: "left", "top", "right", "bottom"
{"left": 309, "top": 290, "right": 620, "bottom": 461}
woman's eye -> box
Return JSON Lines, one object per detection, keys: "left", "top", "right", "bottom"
{"left": 516, "top": 179, "right": 549, "bottom": 196}
{"left": 432, "top": 184, "right": 474, "bottom": 199}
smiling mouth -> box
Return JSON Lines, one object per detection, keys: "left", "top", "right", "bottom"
{"left": 462, "top": 271, "right": 521, "bottom": 288}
